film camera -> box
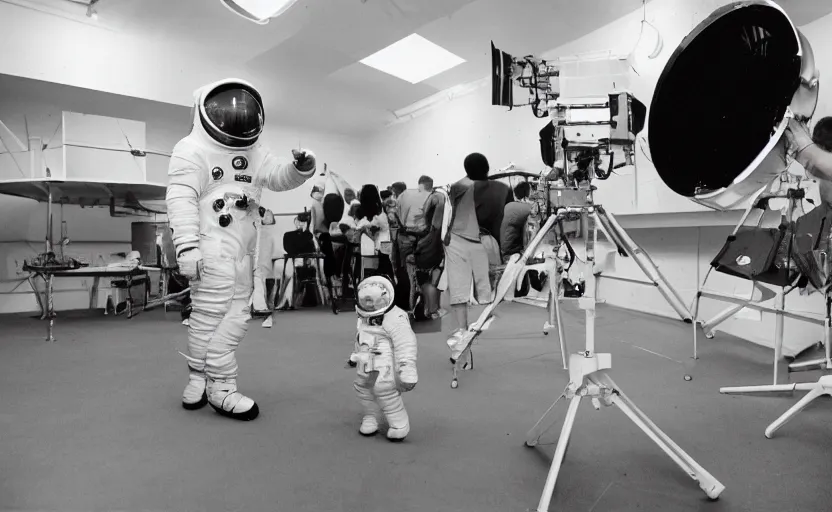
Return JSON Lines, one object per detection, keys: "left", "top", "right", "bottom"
{"left": 491, "top": 41, "right": 646, "bottom": 189}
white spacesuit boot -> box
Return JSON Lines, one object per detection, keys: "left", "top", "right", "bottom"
{"left": 353, "top": 378, "right": 381, "bottom": 436}
{"left": 166, "top": 78, "right": 316, "bottom": 421}
{"left": 352, "top": 276, "right": 418, "bottom": 441}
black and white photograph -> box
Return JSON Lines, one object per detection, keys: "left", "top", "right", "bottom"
{"left": 1, "top": 0, "right": 831, "bottom": 510}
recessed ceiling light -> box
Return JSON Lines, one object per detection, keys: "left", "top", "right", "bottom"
{"left": 360, "top": 34, "right": 466, "bottom": 84}
{"left": 220, "top": 0, "right": 301, "bottom": 24}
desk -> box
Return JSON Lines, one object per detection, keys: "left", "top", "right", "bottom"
{"left": 24, "top": 265, "right": 153, "bottom": 342}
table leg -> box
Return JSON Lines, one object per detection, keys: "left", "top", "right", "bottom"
{"left": 90, "top": 276, "right": 100, "bottom": 311}
{"left": 46, "top": 273, "right": 55, "bottom": 343}
{"left": 126, "top": 275, "right": 134, "bottom": 319}
{"left": 28, "top": 273, "right": 46, "bottom": 319}
{"left": 162, "top": 269, "right": 169, "bottom": 313}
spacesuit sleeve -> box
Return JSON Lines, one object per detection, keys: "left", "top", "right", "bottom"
{"left": 166, "top": 148, "right": 208, "bottom": 256}
{"left": 258, "top": 151, "right": 316, "bottom": 192}
{"left": 384, "top": 308, "right": 418, "bottom": 374}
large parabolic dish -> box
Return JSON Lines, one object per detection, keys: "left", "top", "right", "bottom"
{"left": 648, "top": 0, "right": 819, "bottom": 211}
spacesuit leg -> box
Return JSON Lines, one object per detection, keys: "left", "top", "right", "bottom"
{"left": 180, "top": 318, "right": 209, "bottom": 410}
{"left": 353, "top": 374, "right": 381, "bottom": 436}
{"left": 199, "top": 256, "right": 259, "bottom": 421}
{"left": 252, "top": 271, "right": 269, "bottom": 313}
{"left": 373, "top": 365, "right": 410, "bottom": 441}
{"left": 183, "top": 256, "right": 235, "bottom": 410}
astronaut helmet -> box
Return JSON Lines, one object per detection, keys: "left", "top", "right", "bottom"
{"left": 198, "top": 79, "right": 265, "bottom": 148}
{"left": 355, "top": 275, "right": 395, "bottom": 319}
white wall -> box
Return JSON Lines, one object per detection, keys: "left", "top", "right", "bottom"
{"left": 365, "top": 0, "right": 738, "bottom": 214}
{"left": 593, "top": 224, "right": 826, "bottom": 358}
{"left": 0, "top": 1, "right": 239, "bottom": 109}
{"left": 0, "top": 76, "right": 365, "bottom": 314}
{"left": 363, "top": 0, "right": 832, "bottom": 356}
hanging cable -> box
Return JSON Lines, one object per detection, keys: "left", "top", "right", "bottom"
{"left": 629, "top": 0, "right": 663, "bottom": 62}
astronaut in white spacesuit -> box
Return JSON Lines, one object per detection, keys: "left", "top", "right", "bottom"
{"left": 348, "top": 276, "right": 418, "bottom": 441}
{"left": 166, "top": 78, "right": 316, "bottom": 421}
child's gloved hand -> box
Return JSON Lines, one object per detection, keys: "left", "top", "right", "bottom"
{"left": 345, "top": 352, "right": 358, "bottom": 369}
{"left": 398, "top": 364, "right": 418, "bottom": 392}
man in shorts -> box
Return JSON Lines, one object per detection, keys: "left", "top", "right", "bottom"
{"left": 444, "top": 153, "right": 510, "bottom": 345}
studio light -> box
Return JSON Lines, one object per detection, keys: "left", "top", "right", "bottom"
{"left": 649, "top": 0, "right": 818, "bottom": 211}
{"left": 360, "top": 34, "right": 466, "bottom": 84}
{"left": 220, "top": 0, "right": 301, "bottom": 25}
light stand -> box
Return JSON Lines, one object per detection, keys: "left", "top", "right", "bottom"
{"left": 449, "top": 190, "right": 693, "bottom": 389}
{"left": 518, "top": 204, "right": 724, "bottom": 510}
{"left": 444, "top": 191, "right": 723, "bottom": 508}
{"left": 691, "top": 176, "right": 827, "bottom": 367}
{"left": 718, "top": 291, "right": 832, "bottom": 438}
{"left": 692, "top": 174, "right": 832, "bottom": 437}
{"left": 45, "top": 182, "right": 55, "bottom": 342}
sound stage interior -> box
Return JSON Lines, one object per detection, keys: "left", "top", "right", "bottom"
{"left": 1, "top": 1, "right": 831, "bottom": 511}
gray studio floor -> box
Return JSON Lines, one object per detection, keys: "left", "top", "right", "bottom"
{"left": 1, "top": 300, "right": 831, "bottom": 512}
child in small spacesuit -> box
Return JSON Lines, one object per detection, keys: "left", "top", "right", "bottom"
{"left": 347, "top": 276, "right": 418, "bottom": 441}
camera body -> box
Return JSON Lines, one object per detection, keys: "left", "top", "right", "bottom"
{"left": 491, "top": 42, "right": 646, "bottom": 186}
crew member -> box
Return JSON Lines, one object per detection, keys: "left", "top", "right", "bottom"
{"left": 395, "top": 176, "right": 433, "bottom": 311}
{"left": 500, "top": 181, "right": 533, "bottom": 262}
{"left": 444, "top": 153, "right": 511, "bottom": 354}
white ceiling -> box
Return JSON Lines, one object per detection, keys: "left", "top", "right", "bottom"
{"left": 5, "top": 0, "right": 832, "bottom": 135}
{"left": 9, "top": 0, "right": 651, "bottom": 134}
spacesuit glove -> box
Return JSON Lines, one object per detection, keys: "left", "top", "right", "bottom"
{"left": 345, "top": 352, "right": 359, "bottom": 369}
{"left": 292, "top": 149, "right": 317, "bottom": 174}
{"left": 397, "top": 364, "right": 418, "bottom": 392}
{"left": 177, "top": 248, "right": 203, "bottom": 281}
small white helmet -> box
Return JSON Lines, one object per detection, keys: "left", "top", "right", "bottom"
{"left": 355, "top": 275, "right": 395, "bottom": 318}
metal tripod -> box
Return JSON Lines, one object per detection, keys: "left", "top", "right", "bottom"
{"left": 719, "top": 294, "right": 832, "bottom": 439}
{"left": 448, "top": 187, "right": 693, "bottom": 389}
{"left": 696, "top": 176, "right": 832, "bottom": 437}
{"left": 719, "top": 293, "right": 832, "bottom": 438}
{"left": 692, "top": 178, "right": 829, "bottom": 370}
{"left": 521, "top": 205, "right": 724, "bottom": 511}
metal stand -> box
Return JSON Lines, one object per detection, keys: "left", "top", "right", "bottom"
{"left": 695, "top": 177, "right": 832, "bottom": 437}
{"left": 449, "top": 212, "right": 567, "bottom": 389}
{"left": 448, "top": 196, "right": 692, "bottom": 389}
{"left": 694, "top": 180, "right": 830, "bottom": 381}
{"left": 45, "top": 183, "right": 56, "bottom": 343}
{"left": 521, "top": 207, "right": 723, "bottom": 511}
{"left": 720, "top": 295, "right": 832, "bottom": 438}
{"left": 787, "top": 294, "right": 832, "bottom": 372}
{"left": 594, "top": 206, "right": 692, "bottom": 323}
